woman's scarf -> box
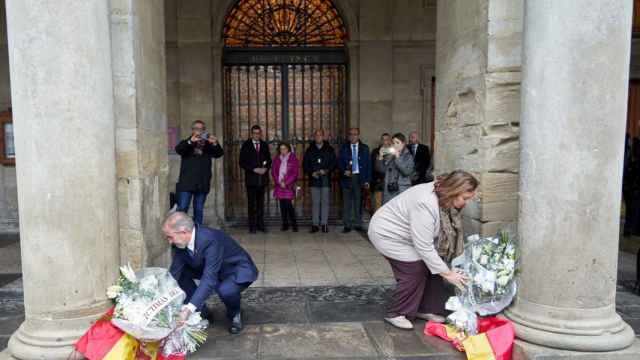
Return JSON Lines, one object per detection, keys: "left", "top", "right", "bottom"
{"left": 437, "top": 206, "right": 464, "bottom": 263}
{"left": 278, "top": 153, "right": 290, "bottom": 184}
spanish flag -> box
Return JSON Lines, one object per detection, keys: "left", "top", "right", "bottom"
{"left": 424, "top": 316, "right": 515, "bottom": 360}
{"left": 75, "top": 307, "right": 184, "bottom": 360}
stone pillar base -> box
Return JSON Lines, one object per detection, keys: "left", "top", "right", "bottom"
{"left": 7, "top": 312, "right": 103, "bottom": 360}
{"left": 505, "top": 299, "right": 635, "bottom": 352}
{"left": 514, "top": 339, "right": 640, "bottom": 360}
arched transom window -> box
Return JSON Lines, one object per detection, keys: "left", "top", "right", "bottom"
{"left": 223, "top": 0, "right": 347, "bottom": 47}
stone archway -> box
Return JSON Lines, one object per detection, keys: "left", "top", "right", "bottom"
{"left": 205, "top": 0, "right": 360, "bottom": 225}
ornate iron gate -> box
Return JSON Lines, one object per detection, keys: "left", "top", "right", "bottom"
{"left": 223, "top": 59, "right": 347, "bottom": 224}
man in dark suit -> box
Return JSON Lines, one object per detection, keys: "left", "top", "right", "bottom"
{"left": 338, "top": 128, "right": 371, "bottom": 233}
{"left": 408, "top": 131, "right": 433, "bottom": 185}
{"left": 165, "top": 212, "right": 258, "bottom": 334}
{"left": 175, "top": 120, "right": 224, "bottom": 225}
{"left": 239, "top": 125, "right": 272, "bottom": 233}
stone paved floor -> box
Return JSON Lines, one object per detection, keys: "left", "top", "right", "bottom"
{"left": 229, "top": 229, "right": 395, "bottom": 288}
{"left": 1, "top": 231, "right": 640, "bottom": 358}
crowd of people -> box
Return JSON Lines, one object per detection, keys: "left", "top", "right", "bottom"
{"left": 237, "top": 125, "right": 436, "bottom": 233}
{"left": 171, "top": 120, "right": 479, "bottom": 332}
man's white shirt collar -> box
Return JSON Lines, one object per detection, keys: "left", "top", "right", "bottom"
{"left": 187, "top": 228, "right": 196, "bottom": 252}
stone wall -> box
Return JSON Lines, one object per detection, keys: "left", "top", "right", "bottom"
{"left": 435, "top": 0, "right": 522, "bottom": 235}
{"left": 0, "top": 1, "right": 17, "bottom": 233}
{"left": 354, "top": 0, "right": 436, "bottom": 146}
{"left": 110, "top": 0, "right": 169, "bottom": 267}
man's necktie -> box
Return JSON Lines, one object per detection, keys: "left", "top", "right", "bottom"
{"left": 351, "top": 144, "right": 358, "bottom": 173}
{"left": 187, "top": 248, "right": 195, "bottom": 261}
{"left": 255, "top": 142, "right": 260, "bottom": 153}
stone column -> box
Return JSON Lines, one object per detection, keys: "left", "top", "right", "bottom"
{"left": 6, "top": 1, "right": 119, "bottom": 358}
{"left": 505, "top": 0, "right": 635, "bottom": 352}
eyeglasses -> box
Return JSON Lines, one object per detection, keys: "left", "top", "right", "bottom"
{"left": 192, "top": 126, "right": 205, "bottom": 131}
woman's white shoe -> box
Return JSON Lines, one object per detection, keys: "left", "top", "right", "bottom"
{"left": 415, "top": 312, "right": 445, "bottom": 323}
{"left": 384, "top": 316, "right": 414, "bottom": 330}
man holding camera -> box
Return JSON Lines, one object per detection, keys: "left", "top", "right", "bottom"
{"left": 175, "top": 120, "right": 224, "bottom": 225}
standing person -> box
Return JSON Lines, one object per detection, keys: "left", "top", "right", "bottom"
{"left": 303, "top": 129, "right": 337, "bottom": 233}
{"left": 371, "top": 133, "right": 392, "bottom": 213}
{"left": 368, "top": 170, "right": 477, "bottom": 330}
{"left": 375, "top": 133, "right": 415, "bottom": 204}
{"left": 175, "top": 120, "right": 224, "bottom": 225}
{"left": 271, "top": 142, "right": 299, "bottom": 232}
{"left": 239, "top": 125, "right": 271, "bottom": 233}
{"left": 164, "top": 212, "right": 258, "bottom": 334}
{"left": 408, "top": 131, "right": 433, "bottom": 185}
{"left": 338, "top": 128, "right": 371, "bottom": 233}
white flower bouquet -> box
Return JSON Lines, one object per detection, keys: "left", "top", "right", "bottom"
{"left": 446, "top": 230, "right": 519, "bottom": 334}
{"left": 107, "top": 265, "right": 208, "bottom": 356}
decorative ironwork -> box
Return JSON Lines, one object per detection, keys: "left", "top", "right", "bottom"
{"left": 223, "top": 64, "right": 347, "bottom": 224}
{"left": 223, "top": 0, "right": 347, "bottom": 47}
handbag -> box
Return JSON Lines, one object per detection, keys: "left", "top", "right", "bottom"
{"left": 387, "top": 181, "right": 399, "bottom": 192}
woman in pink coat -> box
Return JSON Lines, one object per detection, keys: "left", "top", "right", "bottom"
{"left": 271, "top": 142, "right": 299, "bottom": 231}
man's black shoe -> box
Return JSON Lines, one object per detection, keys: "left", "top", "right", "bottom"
{"left": 342, "top": 227, "right": 351, "bottom": 233}
{"left": 258, "top": 226, "right": 267, "bottom": 233}
{"left": 322, "top": 225, "right": 329, "bottom": 233}
{"left": 249, "top": 227, "right": 256, "bottom": 234}
{"left": 281, "top": 224, "right": 289, "bottom": 231}
{"left": 354, "top": 226, "right": 364, "bottom": 232}
{"left": 292, "top": 224, "right": 298, "bottom": 232}
{"left": 229, "top": 311, "right": 244, "bottom": 334}
{"left": 310, "top": 225, "right": 319, "bottom": 233}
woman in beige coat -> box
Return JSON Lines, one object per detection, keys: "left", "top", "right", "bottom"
{"left": 368, "top": 170, "right": 478, "bottom": 330}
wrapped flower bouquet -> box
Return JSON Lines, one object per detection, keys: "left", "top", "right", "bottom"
{"left": 446, "top": 230, "right": 519, "bottom": 335}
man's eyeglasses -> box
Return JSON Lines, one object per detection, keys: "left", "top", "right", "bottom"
{"left": 192, "top": 127, "right": 205, "bottom": 131}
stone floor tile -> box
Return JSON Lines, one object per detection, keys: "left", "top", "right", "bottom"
{"left": 364, "top": 321, "right": 465, "bottom": 358}
{"left": 337, "top": 277, "right": 380, "bottom": 286}
{"left": 0, "top": 243, "right": 20, "bottom": 274}
{"left": 263, "top": 278, "right": 301, "bottom": 287}
{"left": 259, "top": 322, "right": 379, "bottom": 359}
{"left": 332, "top": 264, "right": 371, "bottom": 278}
{"left": 247, "top": 304, "right": 309, "bottom": 324}
{"left": 189, "top": 325, "right": 261, "bottom": 360}
{"left": 307, "top": 301, "right": 384, "bottom": 323}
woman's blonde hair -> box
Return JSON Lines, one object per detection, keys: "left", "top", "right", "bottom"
{"left": 434, "top": 170, "right": 479, "bottom": 208}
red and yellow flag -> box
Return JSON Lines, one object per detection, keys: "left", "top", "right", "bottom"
{"left": 75, "top": 307, "right": 184, "bottom": 360}
{"left": 424, "top": 316, "right": 515, "bottom": 360}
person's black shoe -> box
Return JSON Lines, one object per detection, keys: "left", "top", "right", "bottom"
{"left": 342, "top": 227, "right": 351, "bottom": 233}
{"left": 354, "top": 226, "right": 364, "bottom": 232}
{"left": 281, "top": 224, "right": 289, "bottom": 231}
{"left": 322, "top": 225, "right": 329, "bottom": 233}
{"left": 310, "top": 225, "right": 320, "bottom": 233}
{"left": 249, "top": 227, "right": 257, "bottom": 234}
{"left": 292, "top": 224, "right": 299, "bottom": 232}
{"left": 229, "top": 311, "right": 244, "bottom": 334}
{"left": 258, "top": 226, "right": 267, "bottom": 233}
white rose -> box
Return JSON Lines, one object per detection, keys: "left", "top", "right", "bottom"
{"left": 497, "top": 275, "right": 510, "bottom": 287}
{"left": 106, "top": 285, "right": 122, "bottom": 299}
{"left": 120, "top": 263, "right": 138, "bottom": 283}
{"left": 479, "top": 255, "right": 489, "bottom": 265}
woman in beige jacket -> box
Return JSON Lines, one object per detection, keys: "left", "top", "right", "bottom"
{"left": 368, "top": 170, "right": 478, "bottom": 330}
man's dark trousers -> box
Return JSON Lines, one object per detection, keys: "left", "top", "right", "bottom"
{"left": 247, "top": 185, "right": 266, "bottom": 230}
{"left": 343, "top": 174, "right": 362, "bottom": 229}
{"left": 177, "top": 266, "right": 250, "bottom": 319}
